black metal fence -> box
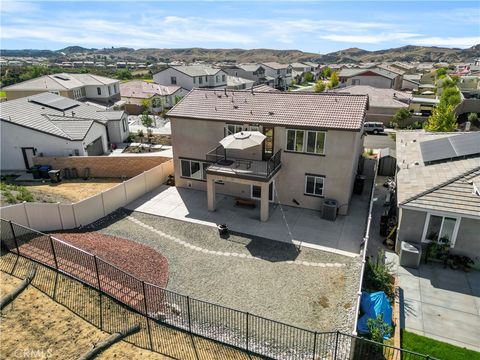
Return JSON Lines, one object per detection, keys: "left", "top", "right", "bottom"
{"left": 0, "top": 218, "right": 435, "bottom": 360}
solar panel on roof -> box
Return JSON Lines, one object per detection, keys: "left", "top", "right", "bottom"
{"left": 54, "top": 75, "right": 70, "bottom": 81}
{"left": 30, "top": 97, "right": 79, "bottom": 111}
{"left": 420, "top": 133, "right": 480, "bottom": 165}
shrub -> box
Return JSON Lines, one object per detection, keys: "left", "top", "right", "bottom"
{"left": 391, "top": 108, "right": 412, "bottom": 129}
{"left": 368, "top": 314, "right": 393, "bottom": 343}
{"left": 314, "top": 80, "right": 326, "bottom": 93}
{"left": 363, "top": 249, "right": 395, "bottom": 299}
{"left": 467, "top": 112, "right": 478, "bottom": 124}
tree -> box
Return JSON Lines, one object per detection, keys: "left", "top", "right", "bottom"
{"left": 436, "top": 67, "right": 447, "bottom": 78}
{"left": 367, "top": 314, "right": 392, "bottom": 343}
{"left": 440, "top": 86, "right": 461, "bottom": 107}
{"left": 329, "top": 72, "right": 339, "bottom": 88}
{"left": 115, "top": 69, "right": 132, "bottom": 80}
{"left": 391, "top": 108, "right": 412, "bottom": 129}
{"left": 321, "top": 67, "right": 332, "bottom": 79}
{"left": 314, "top": 80, "right": 326, "bottom": 93}
{"left": 141, "top": 99, "right": 152, "bottom": 113}
{"left": 303, "top": 72, "right": 314, "bottom": 83}
{"left": 424, "top": 102, "right": 457, "bottom": 132}
{"left": 141, "top": 111, "right": 153, "bottom": 128}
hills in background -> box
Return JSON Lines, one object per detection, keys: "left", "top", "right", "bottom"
{"left": 1, "top": 44, "right": 479, "bottom": 64}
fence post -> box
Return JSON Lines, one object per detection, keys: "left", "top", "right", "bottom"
{"left": 187, "top": 296, "right": 192, "bottom": 333}
{"left": 9, "top": 221, "right": 20, "bottom": 255}
{"left": 48, "top": 236, "right": 58, "bottom": 270}
{"left": 93, "top": 255, "right": 103, "bottom": 330}
{"left": 246, "top": 312, "right": 249, "bottom": 353}
{"left": 142, "top": 281, "right": 154, "bottom": 351}
{"left": 334, "top": 331, "right": 339, "bottom": 359}
{"left": 312, "top": 331, "right": 317, "bottom": 360}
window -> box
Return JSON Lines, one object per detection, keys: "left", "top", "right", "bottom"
{"left": 193, "top": 77, "right": 196, "bottom": 84}
{"left": 286, "top": 129, "right": 325, "bottom": 154}
{"left": 277, "top": 69, "right": 280, "bottom": 75}
{"left": 73, "top": 88, "right": 82, "bottom": 99}
{"left": 225, "top": 123, "right": 243, "bottom": 136}
{"left": 305, "top": 175, "right": 324, "bottom": 197}
{"left": 199, "top": 76, "right": 203, "bottom": 84}
{"left": 180, "top": 159, "right": 209, "bottom": 181}
{"left": 248, "top": 125, "right": 260, "bottom": 132}
{"left": 108, "top": 86, "right": 111, "bottom": 96}
{"left": 216, "top": 75, "right": 219, "bottom": 83}
{"left": 171, "top": 76, "right": 177, "bottom": 85}
{"left": 114, "top": 84, "right": 118, "bottom": 93}
{"left": 222, "top": 74, "right": 226, "bottom": 82}
{"left": 205, "top": 76, "right": 208, "bottom": 82}
{"left": 423, "top": 214, "right": 459, "bottom": 245}
{"left": 97, "top": 87, "right": 101, "bottom": 95}
{"left": 352, "top": 79, "right": 360, "bottom": 85}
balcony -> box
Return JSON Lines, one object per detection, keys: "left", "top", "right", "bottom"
{"left": 205, "top": 146, "right": 282, "bottom": 181}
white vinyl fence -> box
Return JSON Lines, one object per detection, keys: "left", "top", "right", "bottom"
{"left": 0, "top": 160, "right": 173, "bottom": 232}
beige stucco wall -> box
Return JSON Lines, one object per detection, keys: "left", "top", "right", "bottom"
{"left": 170, "top": 116, "right": 364, "bottom": 215}
{"left": 5, "top": 89, "right": 70, "bottom": 100}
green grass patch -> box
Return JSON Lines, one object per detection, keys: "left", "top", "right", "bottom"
{"left": 0, "top": 91, "right": 6, "bottom": 98}
{"left": 0, "top": 182, "right": 34, "bottom": 204}
{"left": 401, "top": 330, "right": 480, "bottom": 360}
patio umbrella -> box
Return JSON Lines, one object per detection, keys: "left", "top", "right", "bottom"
{"left": 220, "top": 131, "right": 266, "bottom": 160}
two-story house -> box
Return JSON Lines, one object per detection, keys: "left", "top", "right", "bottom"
{"left": 338, "top": 68, "right": 403, "bottom": 90}
{"left": 222, "top": 64, "right": 269, "bottom": 86}
{"left": 167, "top": 88, "right": 368, "bottom": 221}
{"left": 261, "top": 62, "right": 293, "bottom": 90}
{"left": 153, "top": 65, "right": 228, "bottom": 91}
{"left": 3, "top": 73, "right": 122, "bottom": 106}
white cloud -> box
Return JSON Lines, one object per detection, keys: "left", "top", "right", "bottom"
{"left": 319, "top": 32, "right": 421, "bottom": 44}
{"left": 409, "top": 36, "right": 480, "bottom": 48}
{"left": 0, "top": 0, "right": 40, "bottom": 14}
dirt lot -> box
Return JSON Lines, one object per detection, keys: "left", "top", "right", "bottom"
{"left": 1, "top": 179, "right": 123, "bottom": 205}
{"left": 0, "top": 255, "right": 258, "bottom": 360}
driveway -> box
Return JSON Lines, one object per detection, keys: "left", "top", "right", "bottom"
{"left": 396, "top": 261, "right": 480, "bottom": 351}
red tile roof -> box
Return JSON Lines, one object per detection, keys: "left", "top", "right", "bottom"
{"left": 167, "top": 89, "right": 368, "bottom": 130}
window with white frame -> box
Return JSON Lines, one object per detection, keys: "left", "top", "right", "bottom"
{"left": 222, "top": 74, "right": 226, "bottom": 82}
{"left": 97, "top": 87, "right": 102, "bottom": 95}
{"left": 122, "top": 116, "right": 128, "bottom": 132}
{"left": 171, "top": 76, "right": 177, "bottom": 85}
{"left": 199, "top": 77, "right": 203, "bottom": 84}
{"left": 73, "top": 88, "right": 82, "bottom": 99}
{"left": 216, "top": 75, "right": 219, "bottom": 83}
{"left": 224, "top": 123, "right": 243, "bottom": 136}
{"left": 180, "top": 159, "right": 209, "bottom": 181}
{"left": 286, "top": 129, "right": 325, "bottom": 154}
{"left": 193, "top": 77, "right": 196, "bottom": 84}
{"left": 248, "top": 125, "right": 260, "bottom": 132}
{"left": 304, "top": 174, "right": 324, "bottom": 197}
{"left": 423, "top": 214, "right": 459, "bottom": 245}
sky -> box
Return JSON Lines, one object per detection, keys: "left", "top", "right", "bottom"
{"left": 0, "top": 0, "right": 479, "bottom": 53}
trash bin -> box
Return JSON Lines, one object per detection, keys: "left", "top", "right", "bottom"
{"left": 48, "top": 170, "right": 62, "bottom": 183}
{"left": 399, "top": 241, "right": 422, "bottom": 269}
{"left": 30, "top": 165, "right": 41, "bottom": 179}
{"left": 353, "top": 175, "right": 366, "bottom": 194}
{"left": 39, "top": 165, "right": 52, "bottom": 179}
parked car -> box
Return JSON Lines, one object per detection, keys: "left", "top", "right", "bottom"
{"left": 363, "top": 122, "right": 385, "bottom": 134}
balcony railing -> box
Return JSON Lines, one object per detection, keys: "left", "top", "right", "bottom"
{"left": 205, "top": 146, "right": 282, "bottom": 180}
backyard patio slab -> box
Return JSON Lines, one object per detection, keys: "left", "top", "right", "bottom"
{"left": 395, "top": 259, "right": 480, "bottom": 351}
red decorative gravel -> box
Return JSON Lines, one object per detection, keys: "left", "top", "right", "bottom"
{"left": 50, "top": 231, "right": 169, "bottom": 288}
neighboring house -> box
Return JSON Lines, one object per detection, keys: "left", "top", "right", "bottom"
{"left": 336, "top": 85, "right": 411, "bottom": 125}
{"left": 0, "top": 93, "right": 117, "bottom": 171}
{"left": 120, "top": 80, "right": 188, "bottom": 115}
{"left": 395, "top": 131, "right": 480, "bottom": 260}
{"left": 390, "top": 62, "right": 416, "bottom": 75}
{"left": 226, "top": 76, "right": 255, "bottom": 90}
{"left": 290, "top": 62, "right": 318, "bottom": 82}
{"left": 153, "top": 65, "right": 228, "bottom": 91}
{"left": 402, "top": 74, "right": 422, "bottom": 90}
{"left": 339, "top": 68, "right": 403, "bottom": 90}
{"left": 166, "top": 89, "right": 368, "bottom": 221}
{"left": 261, "top": 62, "right": 293, "bottom": 90}
{"left": 3, "top": 73, "right": 121, "bottom": 105}
{"left": 222, "top": 64, "right": 267, "bottom": 86}
{"left": 96, "top": 110, "right": 130, "bottom": 144}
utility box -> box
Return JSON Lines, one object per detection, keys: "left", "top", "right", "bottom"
{"left": 400, "top": 241, "right": 422, "bottom": 269}
{"left": 322, "top": 199, "right": 338, "bottom": 221}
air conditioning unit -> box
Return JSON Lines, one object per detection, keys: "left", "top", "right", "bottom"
{"left": 322, "top": 199, "right": 338, "bottom": 221}
{"left": 399, "top": 241, "right": 422, "bottom": 269}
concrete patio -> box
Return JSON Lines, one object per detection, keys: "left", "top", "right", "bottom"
{"left": 125, "top": 180, "right": 371, "bottom": 257}
{"left": 392, "top": 255, "right": 480, "bottom": 351}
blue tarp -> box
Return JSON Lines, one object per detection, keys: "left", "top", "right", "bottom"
{"left": 357, "top": 291, "right": 392, "bottom": 339}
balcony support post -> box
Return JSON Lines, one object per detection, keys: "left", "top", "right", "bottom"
{"left": 260, "top": 181, "right": 269, "bottom": 222}
{"left": 207, "top": 176, "right": 216, "bottom": 211}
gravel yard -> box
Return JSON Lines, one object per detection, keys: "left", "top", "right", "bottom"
{"left": 89, "top": 210, "right": 362, "bottom": 333}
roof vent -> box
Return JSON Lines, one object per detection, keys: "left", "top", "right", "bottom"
{"left": 233, "top": 105, "right": 238, "bottom": 109}
{"left": 268, "top": 111, "right": 274, "bottom": 116}
{"left": 71, "top": 111, "right": 75, "bottom": 117}
{"left": 217, "top": 94, "right": 222, "bottom": 98}
{"left": 205, "top": 93, "right": 208, "bottom": 98}
{"left": 215, "top": 106, "right": 217, "bottom": 111}
{"left": 250, "top": 110, "right": 253, "bottom": 115}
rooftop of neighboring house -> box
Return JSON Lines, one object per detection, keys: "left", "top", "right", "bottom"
{"left": 378, "top": 64, "right": 406, "bottom": 76}
{"left": 251, "top": 84, "right": 278, "bottom": 92}
{"left": 120, "top": 80, "right": 183, "bottom": 98}
{"left": 236, "top": 63, "right": 265, "bottom": 72}
{"left": 3, "top": 73, "right": 118, "bottom": 91}
{"left": 403, "top": 74, "right": 422, "bottom": 83}
{"left": 339, "top": 67, "right": 400, "bottom": 80}
{"left": 166, "top": 65, "right": 223, "bottom": 77}
{"left": 262, "top": 62, "right": 291, "bottom": 70}
{"left": 226, "top": 76, "right": 255, "bottom": 87}
{"left": 335, "top": 85, "right": 411, "bottom": 108}
{"left": 396, "top": 131, "right": 480, "bottom": 217}
{"left": 0, "top": 92, "right": 114, "bottom": 140}
{"left": 167, "top": 88, "right": 368, "bottom": 131}
{"left": 290, "top": 62, "right": 311, "bottom": 69}
{"left": 392, "top": 62, "right": 415, "bottom": 71}
{"left": 302, "top": 62, "right": 320, "bottom": 68}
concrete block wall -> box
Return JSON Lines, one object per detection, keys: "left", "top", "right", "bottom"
{"left": 32, "top": 155, "right": 171, "bottom": 178}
